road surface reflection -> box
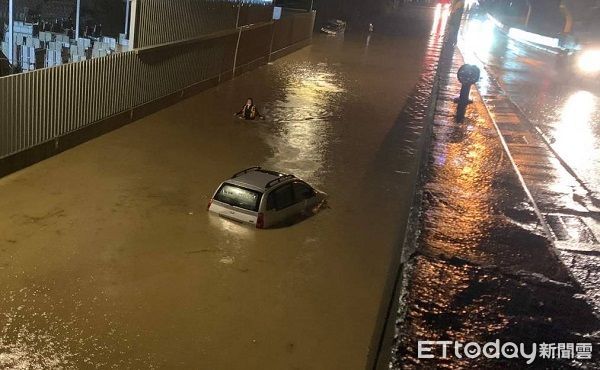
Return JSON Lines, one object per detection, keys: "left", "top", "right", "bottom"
{"left": 0, "top": 6, "right": 439, "bottom": 369}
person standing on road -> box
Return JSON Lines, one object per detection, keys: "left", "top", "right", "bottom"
{"left": 235, "top": 98, "right": 264, "bottom": 120}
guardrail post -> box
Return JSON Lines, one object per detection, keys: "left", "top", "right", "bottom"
{"left": 8, "top": 0, "right": 13, "bottom": 64}
{"left": 236, "top": 1, "right": 242, "bottom": 28}
{"left": 232, "top": 27, "right": 243, "bottom": 78}
{"left": 268, "top": 21, "right": 276, "bottom": 62}
{"left": 76, "top": 0, "right": 81, "bottom": 40}
{"left": 129, "top": 0, "right": 139, "bottom": 48}
{"left": 124, "top": 0, "right": 131, "bottom": 36}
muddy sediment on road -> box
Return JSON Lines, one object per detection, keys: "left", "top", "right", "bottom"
{"left": 390, "top": 48, "right": 600, "bottom": 368}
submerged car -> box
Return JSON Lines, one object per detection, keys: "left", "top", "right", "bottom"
{"left": 320, "top": 20, "right": 346, "bottom": 35}
{"left": 208, "top": 167, "right": 326, "bottom": 229}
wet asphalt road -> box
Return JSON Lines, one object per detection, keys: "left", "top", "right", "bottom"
{"left": 459, "top": 11, "right": 600, "bottom": 195}
{"left": 457, "top": 11, "right": 600, "bottom": 313}
{"left": 391, "top": 26, "right": 600, "bottom": 368}
{"left": 0, "top": 6, "right": 441, "bottom": 369}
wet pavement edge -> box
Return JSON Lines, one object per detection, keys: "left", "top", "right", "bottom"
{"left": 388, "top": 30, "right": 600, "bottom": 369}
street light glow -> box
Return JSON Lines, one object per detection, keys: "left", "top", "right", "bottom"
{"left": 577, "top": 49, "right": 600, "bottom": 74}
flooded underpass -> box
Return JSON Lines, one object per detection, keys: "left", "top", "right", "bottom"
{"left": 0, "top": 6, "right": 443, "bottom": 369}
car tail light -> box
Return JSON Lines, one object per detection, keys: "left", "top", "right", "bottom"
{"left": 256, "top": 213, "right": 265, "bottom": 229}
{"left": 206, "top": 199, "right": 212, "bottom": 211}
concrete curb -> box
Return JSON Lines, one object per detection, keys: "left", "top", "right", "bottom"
{"left": 367, "top": 16, "right": 461, "bottom": 370}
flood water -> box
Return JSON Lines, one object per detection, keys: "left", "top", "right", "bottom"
{"left": 0, "top": 7, "right": 440, "bottom": 369}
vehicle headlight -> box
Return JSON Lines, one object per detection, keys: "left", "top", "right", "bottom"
{"left": 577, "top": 49, "right": 600, "bottom": 74}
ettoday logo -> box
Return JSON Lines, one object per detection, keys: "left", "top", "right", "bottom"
{"left": 418, "top": 340, "right": 593, "bottom": 364}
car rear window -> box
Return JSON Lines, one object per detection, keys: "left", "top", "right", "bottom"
{"left": 214, "top": 184, "right": 262, "bottom": 212}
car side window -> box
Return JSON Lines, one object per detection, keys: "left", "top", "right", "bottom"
{"left": 266, "top": 192, "right": 277, "bottom": 210}
{"left": 292, "top": 182, "right": 315, "bottom": 202}
{"left": 271, "top": 184, "right": 295, "bottom": 210}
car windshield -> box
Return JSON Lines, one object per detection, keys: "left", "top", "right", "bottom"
{"left": 214, "top": 184, "right": 262, "bottom": 212}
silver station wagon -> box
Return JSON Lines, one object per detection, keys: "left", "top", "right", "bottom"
{"left": 208, "top": 167, "right": 326, "bottom": 229}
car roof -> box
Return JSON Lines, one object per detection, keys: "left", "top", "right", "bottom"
{"left": 225, "top": 168, "right": 296, "bottom": 192}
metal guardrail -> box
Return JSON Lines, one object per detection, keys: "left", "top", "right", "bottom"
{"left": 135, "top": 1, "right": 274, "bottom": 48}
{"left": 136, "top": 0, "right": 238, "bottom": 48}
{"left": 0, "top": 10, "right": 315, "bottom": 162}
{"left": 0, "top": 41, "right": 224, "bottom": 159}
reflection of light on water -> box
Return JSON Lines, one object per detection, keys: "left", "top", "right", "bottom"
{"left": 459, "top": 18, "right": 496, "bottom": 65}
{"left": 430, "top": 4, "right": 450, "bottom": 37}
{"left": 208, "top": 213, "right": 255, "bottom": 239}
{"left": 429, "top": 125, "right": 494, "bottom": 257}
{"left": 0, "top": 288, "right": 73, "bottom": 369}
{"left": 265, "top": 66, "right": 345, "bottom": 184}
{"left": 0, "top": 285, "right": 128, "bottom": 369}
{"left": 552, "top": 91, "right": 597, "bottom": 170}
{"left": 427, "top": 9, "right": 493, "bottom": 256}
{"left": 0, "top": 328, "right": 70, "bottom": 369}
{"left": 295, "top": 71, "right": 344, "bottom": 96}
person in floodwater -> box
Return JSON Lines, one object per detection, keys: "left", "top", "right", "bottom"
{"left": 235, "top": 98, "right": 264, "bottom": 120}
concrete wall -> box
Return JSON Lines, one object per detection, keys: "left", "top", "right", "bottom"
{"left": 0, "top": 11, "right": 316, "bottom": 178}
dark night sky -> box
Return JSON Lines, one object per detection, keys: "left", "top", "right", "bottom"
{"left": 276, "top": 0, "right": 392, "bottom": 27}
{"left": 313, "top": 0, "right": 391, "bottom": 24}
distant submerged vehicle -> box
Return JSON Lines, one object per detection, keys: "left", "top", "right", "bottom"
{"left": 320, "top": 20, "right": 346, "bottom": 35}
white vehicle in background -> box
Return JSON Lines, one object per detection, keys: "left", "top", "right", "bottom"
{"left": 207, "top": 167, "right": 326, "bottom": 229}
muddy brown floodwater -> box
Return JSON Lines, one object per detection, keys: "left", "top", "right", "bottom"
{"left": 0, "top": 7, "right": 439, "bottom": 369}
